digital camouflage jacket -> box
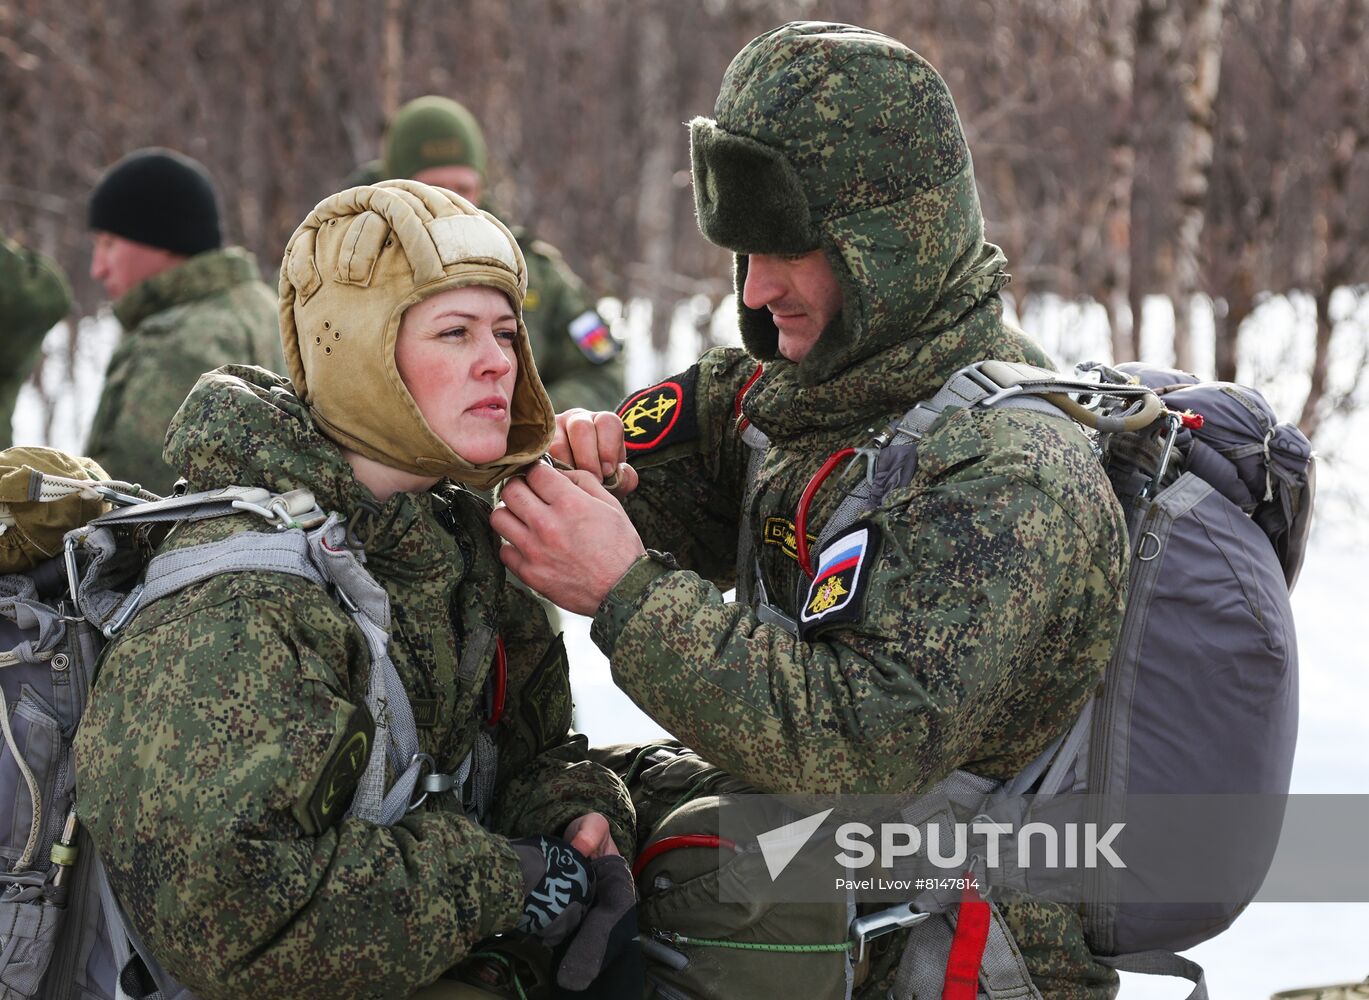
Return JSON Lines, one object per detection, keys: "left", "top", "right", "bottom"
{"left": 593, "top": 23, "right": 1128, "bottom": 1000}
{"left": 75, "top": 366, "right": 634, "bottom": 1000}
{"left": 85, "top": 247, "right": 284, "bottom": 493}
{"left": 1, "top": 231, "right": 71, "bottom": 448}
{"left": 515, "top": 230, "right": 624, "bottom": 412}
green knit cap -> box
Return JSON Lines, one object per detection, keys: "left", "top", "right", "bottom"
{"left": 384, "top": 96, "right": 488, "bottom": 180}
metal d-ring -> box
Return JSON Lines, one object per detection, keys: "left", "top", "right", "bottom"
{"left": 1136, "top": 532, "right": 1162, "bottom": 561}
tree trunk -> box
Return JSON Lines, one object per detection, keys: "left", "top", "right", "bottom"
{"left": 1297, "top": 0, "right": 1365, "bottom": 439}
{"left": 1101, "top": 0, "right": 1138, "bottom": 363}
{"left": 1170, "top": 0, "right": 1227, "bottom": 372}
{"left": 381, "top": 0, "right": 403, "bottom": 121}
{"left": 629, "top": 0, "right": 680, "bottom": 363}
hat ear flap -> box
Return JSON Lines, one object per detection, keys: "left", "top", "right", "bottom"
{"left": 690, "top": 117, "right": 818, "bottom": 255}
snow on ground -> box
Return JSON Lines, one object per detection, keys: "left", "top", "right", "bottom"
{"left": 12, "top": 288, "right": 1369, "bottom": 995}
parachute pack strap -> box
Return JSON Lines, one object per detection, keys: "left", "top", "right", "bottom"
{"left": 1095, "top": 951, "right": 1208, "bottom": 1000}
{"left": 303, "top": 515, "right": 427, "bottom": 827}
{"left": 469, "top": 728, "right": 499, "bottom": 823}
{"left": 0, "top": 685, "right": 42, "bottom": 869}
{"left": 1034, "top": 700, "right": 1095, "bottom": 798}
{"left": 136, "top": 530, "right": 326, "bottom": 613}
{"left": 735, "top": 422, "right": 770, "bottom": 609}
{"left": 899, "top": 361, "right": 1162, "bottom": 440}
{"left": 891, "top": 898, "right": 1042, "bottom": 1000}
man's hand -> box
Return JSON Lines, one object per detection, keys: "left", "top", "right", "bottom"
{"left": 492, "top": 463, "right": 646, "bottom": 616}
{"left": 562, "top": 812, "right": 621, "bottom": 860}
{"left": 553, "top": 408, "right": 638, "bottom": 497}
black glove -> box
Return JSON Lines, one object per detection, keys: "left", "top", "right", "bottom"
{"left": 511, "top": 835, "right": 596, "bottom": 947}
{"left": 553, "top": 853, "right": 641, "bottom": 994}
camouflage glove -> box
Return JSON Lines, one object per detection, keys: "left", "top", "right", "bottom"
{"left": 511, "top": 835, "right": 596, "bottom": 947}
{"left": 553, "top": 854, "right": 640, "bottom": 993}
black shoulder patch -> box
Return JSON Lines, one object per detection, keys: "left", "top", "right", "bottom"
{"left": 618, "top": 366, "right": 699, "bottom": 455}
{"left": 798, "top": 521, "right": 882, "bottom": 640}
{"left": 520, "top": 634, "right": 571, "bottom": 754}
{"left": 305, "top": 702, "right": 374, "bottom": 831}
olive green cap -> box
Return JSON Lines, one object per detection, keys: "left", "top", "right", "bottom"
{"left": 384, "top": 96, "right": 488, "bottom": 180}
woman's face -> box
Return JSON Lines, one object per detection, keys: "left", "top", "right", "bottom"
{"left": 395, "top": 285, "right": 519, "bottom": 466}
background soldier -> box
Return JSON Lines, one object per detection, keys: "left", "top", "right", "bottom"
{"left": 380, "top": 96, "right": 624, "bottom": 413}
{"left": 85, "top": 147, "right": 284, "bottom": 492}
{"left": 493, "top": 22, "right": 1129, "bottom": 999}
{"left": 0, "top": 231, "right": 71, "bottom": 448}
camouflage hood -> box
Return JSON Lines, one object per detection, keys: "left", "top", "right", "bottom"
{"left": 164, "top": 364, "right": 403, "bottom": 519}
{"left": 691, "top": 22, "right": 1013, "bottom": 399}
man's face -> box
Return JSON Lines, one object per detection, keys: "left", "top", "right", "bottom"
{"left": 413, "top": 165, "right": 484, "bottom": 207}
{"left": 89, "top": 232, "right": 186, "bottom": 300}
{"left": 741, "top": 251, "right": 843, "bottom": 363}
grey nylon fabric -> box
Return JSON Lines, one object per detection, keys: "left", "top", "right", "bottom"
{"left": 1115, "top": 363, "right": 1314, "bottom": 590}
{"left": 1096, "top": 951, "right": 1208, "bottom": 1000}
{"left": 1084, "top": 473, "right": 1298, "bottom": 954}
{"left": 2, "top": 576, "right": 113, "bottom": 1000}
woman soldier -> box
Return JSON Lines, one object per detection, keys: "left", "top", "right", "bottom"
{"left": 76, "top": 181, "right": 635, "bottom": 999}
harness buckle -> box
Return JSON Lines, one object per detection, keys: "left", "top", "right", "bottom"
{"left": 407, "top": 752, "right": 461, "bottom": 812}
{"left": 848, "top": 903, "right": 931, "bottom": 964}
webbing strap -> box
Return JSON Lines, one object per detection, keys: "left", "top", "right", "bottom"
{"left": 1095, "top": 951, "right": 1209, "bottom": 1000}
{"left": 892, "top": 900, "right": 1043, "bottom": 1000}
{"left": 892, "top": 372, "right": 1069, "bottom": 448}
{"left": 811, "top": 366, "right": 1079, "bottom": 562}
{"left": 468, "top": 728, "right": 498, "bottom": 823}
{"left": 735, "top": 422, "right": 770, "bottom": 609}
{"left": 301, "top": 515, "right": 423, "bottom": 826}
{"left": 137, "top": 531, "right": 325, "bottom": 608}
{"left": 942, "top": 888, "right": 990, "bottom": 1000}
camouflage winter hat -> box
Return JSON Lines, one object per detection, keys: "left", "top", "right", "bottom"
{"left": 279, "top": 180, "right": 554, "bottom": 490}
{"left": 690, "top": 21, "right": 1008, "bottom": 383}
{"left": 385, "top": 96, "right": 489, "bottom": 180}
{"left": 0, "top": 447, "right": 110, "bottom": 573}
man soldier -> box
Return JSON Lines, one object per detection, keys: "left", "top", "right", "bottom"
{"left": 379, "top": 96, "right": 624, "bottom": 413}
{"left": 493, "top": 22, "right": 1128, "bottom": 999}
{"left": 86, "top": 147, "right": 284, "bottom": 492}
{"left": 0, "top": 231, "right": 71, "bottom": 447}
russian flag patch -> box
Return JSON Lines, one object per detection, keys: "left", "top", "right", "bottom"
{"left": 569, "top": 309, "right": 618, "bottom": 364}
{"left": 799, "top": 522, "right": 880, "bottom": 637}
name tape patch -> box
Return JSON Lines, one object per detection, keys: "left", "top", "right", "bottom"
{"left": 799, "top": 523, "right": 880, "bottom": 636}
{"left": 618, "top": 366, "right": 700, "bottom": 453}
{"left": 763, "top": 517, "right": 816, "bottom": 563}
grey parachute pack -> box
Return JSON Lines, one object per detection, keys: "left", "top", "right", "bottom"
{"left": 633, "top": 360, "right": 1313, "bottom": 1000}
{"left": 0, "top": 477, "right": 501, "bottom": 1000}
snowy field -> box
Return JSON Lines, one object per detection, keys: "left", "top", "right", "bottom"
{"left": 13, "top": 289, "right": 1369, "bottom": 996}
